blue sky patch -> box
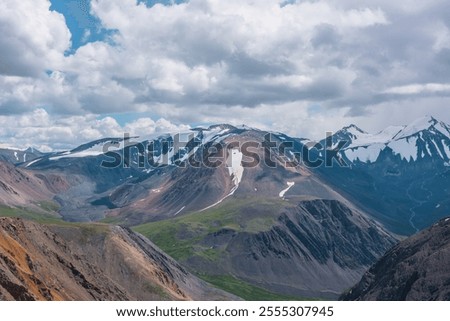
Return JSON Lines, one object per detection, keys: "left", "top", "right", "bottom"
{"left": 49, "top": 0, "right": 118, "bottom": 55}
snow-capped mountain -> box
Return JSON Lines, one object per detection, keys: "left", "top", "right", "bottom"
{"left": 338, "top": 116, "right": 450, "bottom": 164}
{"left": 0, "top": 146, "right": 47, "bottom": 164}
{"left": 24, "top": 124, "right": 242, "bottom": 169}
{"left": 13, "top": 115, "right": 450, "bottom": 235}
{"left": 319, "top": 115, "right": 450, "bottom": 235}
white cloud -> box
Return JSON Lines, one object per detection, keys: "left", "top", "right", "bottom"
{"left": 0, "top": 0, "right": 70, "bottom": 77}
{"left": 0, "top": 0, "right": 449, "bottom": 147}
{"left": 384, "top": 83, "right": 450, "bottom": 95}
{"left": 0, "top": 109, "right": 189, "bottom": 151}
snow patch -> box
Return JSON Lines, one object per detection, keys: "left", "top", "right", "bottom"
{"left": 50, "top": 150, "right": 102, "bottom": 160}
{"left": 202, "top": 128, "right": 230, "bottom": 145}
{"left": 388, "top": 136, "right": 418, "bottom": 162}
{"left": 344, "top": 144, "right": 385, "bottom": 163}
{"left": 433, "top": 140, "right": 445, "bottom": 159}
{"left": 393, "top": 116, "right": 435, "bottom": 140}
{"left": 25, "top": 159, "right": 40, "bottom": 167}
{"left": 199, "top": 185, "right": 239, "bottom": 212}
{"left": 198, "top": 148, "right": 244, "bottom": 212}
{"left": 13, "top": 152, "right": 18, "bottom": 161}
{"left": 348, "top": 126, "right": 404, "bottom": 148}
{"left": 279, "top": 182, "right": 295, "bottom": 198}
{"left": 49, "top": 140, "right": 124, "bottom": 161}
{"left": 435, "top": 122, "right": 450, "bottom": 139}
{"left": 174, "top": 206, "right": 185, "bottom": 216}
{"left": 425, "top": 142, "right": 432, "bottom": 157}
{"left": 443, "top": 141, "right": 450, "bottom": 160}
{"left": 227, "top": 149, "right": 244, "bottom": 186}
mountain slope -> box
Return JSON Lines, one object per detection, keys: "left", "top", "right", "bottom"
{"left": 104, "top": 128, "right": 351, "bottom": 225}
{"left": 341, "top": 217, "right": 450, "bottom": 301}
{"left": 135, "top": 198, "right": 396, "bottom": 299}
{"left": 21, "top": 125, "right": 243, "bottom": 222}
{"left": 0, "top": 217, "right": 237, "bottom": 301}
{"left": 0, "top": 160, "right": 63, "bottom": 208}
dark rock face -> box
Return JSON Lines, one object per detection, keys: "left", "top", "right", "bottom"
{"left": 188, "top": 199, "right": 396, "bottom": 299}
{"left": 341, "top": 217, "right": 450, "bottom": 301}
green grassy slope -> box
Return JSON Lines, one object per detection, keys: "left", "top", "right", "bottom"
{"left": 132, "top": 197, "right": 315, "bottom": 300}
{"left": 133, "top": 197, "right": 292, "bottom": 260}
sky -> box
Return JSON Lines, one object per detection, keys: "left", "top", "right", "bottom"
{"left": 1, "top": 0, "right": 450, "bottom": 151}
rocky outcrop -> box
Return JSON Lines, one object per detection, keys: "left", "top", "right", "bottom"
{"left": 341, "top": 217, "right": 450, "bottom": 301}
{"left": 0, "top": 217, "right": 236, "bottom": 301}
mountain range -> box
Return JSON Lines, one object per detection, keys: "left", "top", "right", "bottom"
{"left": 320, "top": 115, "right": 450, "bottom": 235}
{"left": 0, "top": 115, "right": 449, "bottom": 300}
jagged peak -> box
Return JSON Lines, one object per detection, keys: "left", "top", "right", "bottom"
{"left": 393, "top": 115, "right": 447, "bottom": 140}
{"left": 339, "top": 124, "right": 368, "bottom": 135}
{"left": 25, "top": 146, "right": 41, "bottom": 153}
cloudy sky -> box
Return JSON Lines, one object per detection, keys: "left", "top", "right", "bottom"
{"left": 1, "top": 0, "right": 450, "bottom": 150}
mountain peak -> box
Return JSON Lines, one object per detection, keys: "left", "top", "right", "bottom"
{"left": 341, "top": 124, "right": 367, "bottom": 134}
{"left": 25, "top": 147, "right": 39, "bottom": 153}
{"left": 393, "top": 115, "right": 444, "bottom": 140}
{"left": 207, "top": 124, "right": 238, "bottom": 131}
{"left": 333, "top": 124, "right": 368, "bottom": 145}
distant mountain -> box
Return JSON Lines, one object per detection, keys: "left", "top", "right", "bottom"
{"left": 320, "top": 115, "right": 450, "bottom": 235}
{"left": 341, "top": 217, "right": 450, "bottom": 301}
{"left": 0, "top": 147, "right": 47, "bottom": 165}
{"left": 337, "top": 116, "right": 450, "bottom": 164}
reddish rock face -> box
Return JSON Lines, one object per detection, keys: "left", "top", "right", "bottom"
{"left": 0, "top": 217, "right": 237, "bottom": 301}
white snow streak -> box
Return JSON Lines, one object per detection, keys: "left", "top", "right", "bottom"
{"left": 227, "top": 149, "right": 244, "bottom": 186}
{"left": 174, "top": 206, "right": 185, "bottom": 216}
{"left": 25, "top": 159, "right": 39, "bottom": 167}
{"left": 279, "top": 182, "right": 295, "bottom": 198}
